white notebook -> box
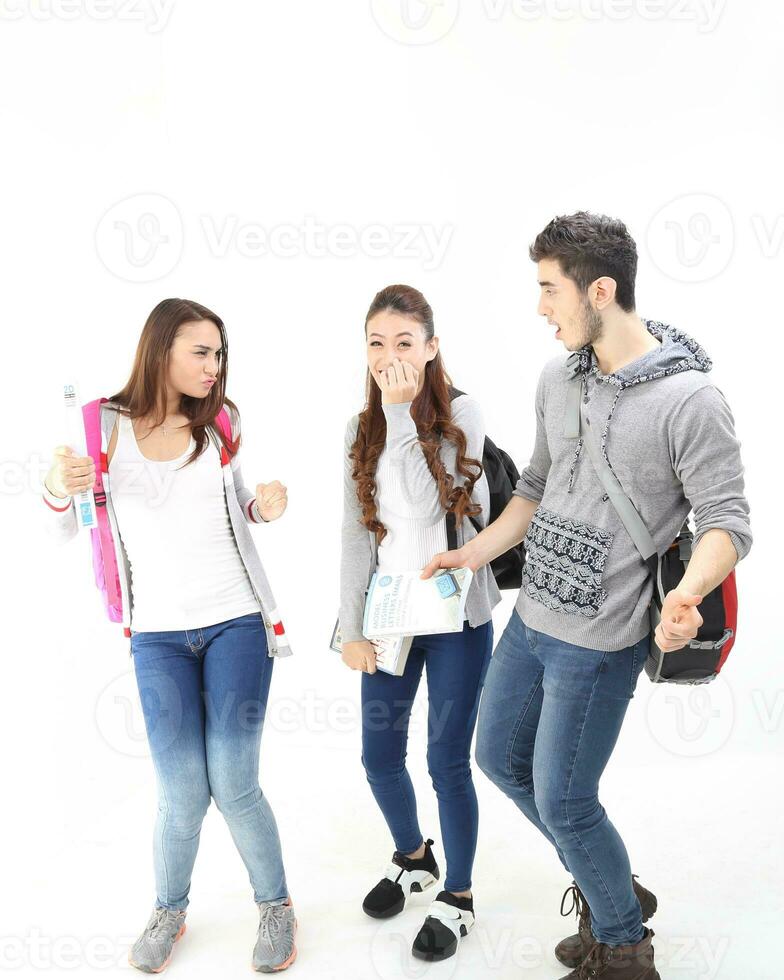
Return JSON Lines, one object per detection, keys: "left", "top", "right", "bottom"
{"left": 362, "top": 567, "right": 473, "bottom": 638}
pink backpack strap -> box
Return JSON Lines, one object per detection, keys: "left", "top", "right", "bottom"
{"left": 213, "top": 406, "right": 236, "bottom": 466}
{"left": 82, "top": 398, "right": 122, "bottom": 612}
{"left": 82, "top": 397, "right": 107, "bottom": 507}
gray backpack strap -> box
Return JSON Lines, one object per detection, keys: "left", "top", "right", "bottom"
{"left": 578, "top": 401, "right": 658, "bottom": 570}
{"left": 564, "top": 374, "right": 583, "bottom": 439}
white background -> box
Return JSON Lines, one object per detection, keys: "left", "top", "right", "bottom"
{"left": 2, "top": 2, "right": 780, "bottom": 978}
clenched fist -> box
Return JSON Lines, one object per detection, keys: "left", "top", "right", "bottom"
{"left": 255, "top": 480, "right": 287, "bottom": 522}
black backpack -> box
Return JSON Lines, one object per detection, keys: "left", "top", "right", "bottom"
{"left": 444, "top": 387, "right": 524, "bottom": 589}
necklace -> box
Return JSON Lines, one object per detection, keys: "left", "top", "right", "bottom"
{"left": 160, "top": 418, "right": 184, "bottom": 436}
{"left": 137, "top": 415, "right": 182, "bottom": 437}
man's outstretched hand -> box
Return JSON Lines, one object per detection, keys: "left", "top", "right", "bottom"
{"left": 421, "top": 544, "right": 479, "bottom": 580}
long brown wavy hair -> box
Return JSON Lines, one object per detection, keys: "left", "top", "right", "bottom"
{"left": 107, "top": 298, "right": 240, "bottom": 469}
{"left": 351, "top": 284, "right": 483, "bottom": 543}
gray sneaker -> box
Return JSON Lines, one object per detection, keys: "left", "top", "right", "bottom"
{"left": 128, "top": 906, "right": 187, "bottom": 973}
{"left": 252, "top": 897, "right": 297, "bottom": 972}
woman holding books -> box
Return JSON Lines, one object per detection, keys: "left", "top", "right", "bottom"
{"left": 339, "top": 283, "right": 501, "bottom": 963}
{"left": 40, "top": 298, "right": 297, "bottom": 974}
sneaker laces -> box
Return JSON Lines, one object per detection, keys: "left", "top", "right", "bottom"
{"left": 258, "top": 903, "right": 288, "bottom": 949}
{"left": 147, "top": 908, "right": 180, "bottom": 941}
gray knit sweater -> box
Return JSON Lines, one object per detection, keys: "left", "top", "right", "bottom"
{"left": 339, "top": 395, "right": 502, "bottom": 644}
{"left": 513, "top": 319, "right": 752, "bottom": 652}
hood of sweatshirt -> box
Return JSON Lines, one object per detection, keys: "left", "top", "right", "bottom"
{"left": 565, "top": 318, "right": 713, "bottom": 492}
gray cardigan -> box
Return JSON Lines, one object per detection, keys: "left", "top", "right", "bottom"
{"left": 339, "top": 394, "right": 502, "bottom": 644}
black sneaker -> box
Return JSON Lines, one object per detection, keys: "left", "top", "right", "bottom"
{"left": 362, "top": 838, "right": 440, "bottom": 919}
{"left": 411, "top": 889, "right": 475, "bottom": 962}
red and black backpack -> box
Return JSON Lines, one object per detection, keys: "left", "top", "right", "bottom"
{"left": 648, "top": 527, "right": 738, "bottom": 683}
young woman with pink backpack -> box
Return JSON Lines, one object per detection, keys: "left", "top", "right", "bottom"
{"left": 41, "top": 298, "right": 297, "bottom": 974}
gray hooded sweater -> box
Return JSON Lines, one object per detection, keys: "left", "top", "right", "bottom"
{"left": 513, "top": 318, "right": 752, "bottom": 652}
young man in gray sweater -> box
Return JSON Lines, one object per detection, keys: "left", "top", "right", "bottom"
{"left": 421, "top": 211, "right": 752, "bottom": 980}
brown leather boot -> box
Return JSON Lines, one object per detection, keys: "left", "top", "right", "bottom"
{"left": 555, "top": 876, "right": 657, "bottom": 968}
{"left": 557, "top": 927, "right": 660, "bottom": 979}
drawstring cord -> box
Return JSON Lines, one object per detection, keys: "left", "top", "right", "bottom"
{"left": 566, "top": 374, "right": 623, "bottom": 502}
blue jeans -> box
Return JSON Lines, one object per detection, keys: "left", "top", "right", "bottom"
{"left": 475, "top": 609, "right": 648, "bottom": 946}
{"left": 361, "top": 620, "right": 493, "bottom": 893}
{"left": 130, "top": 611, "right": 287, "bottom": 910}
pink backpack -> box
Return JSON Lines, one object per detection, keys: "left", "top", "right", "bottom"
{"left": 82, "top": 399, "right": 235, "bottom": 630}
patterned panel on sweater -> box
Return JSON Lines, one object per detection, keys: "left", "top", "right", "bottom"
{"left": 522, "top": 506, "right": 614, "bottom": 618}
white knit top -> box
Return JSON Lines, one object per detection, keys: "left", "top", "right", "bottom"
{"left": 108, "top": 412, "right": 261, "bottom": 632}
{"left": 374, "top": 446, "right": 450, "bottom": 573}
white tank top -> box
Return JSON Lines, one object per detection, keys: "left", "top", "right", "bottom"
{"left": 108, "top": 412, "right": 261, "bottom": 632}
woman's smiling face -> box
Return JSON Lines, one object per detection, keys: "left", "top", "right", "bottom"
{"left": 366, "top": 309, "right": 439, "bottom": 394}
